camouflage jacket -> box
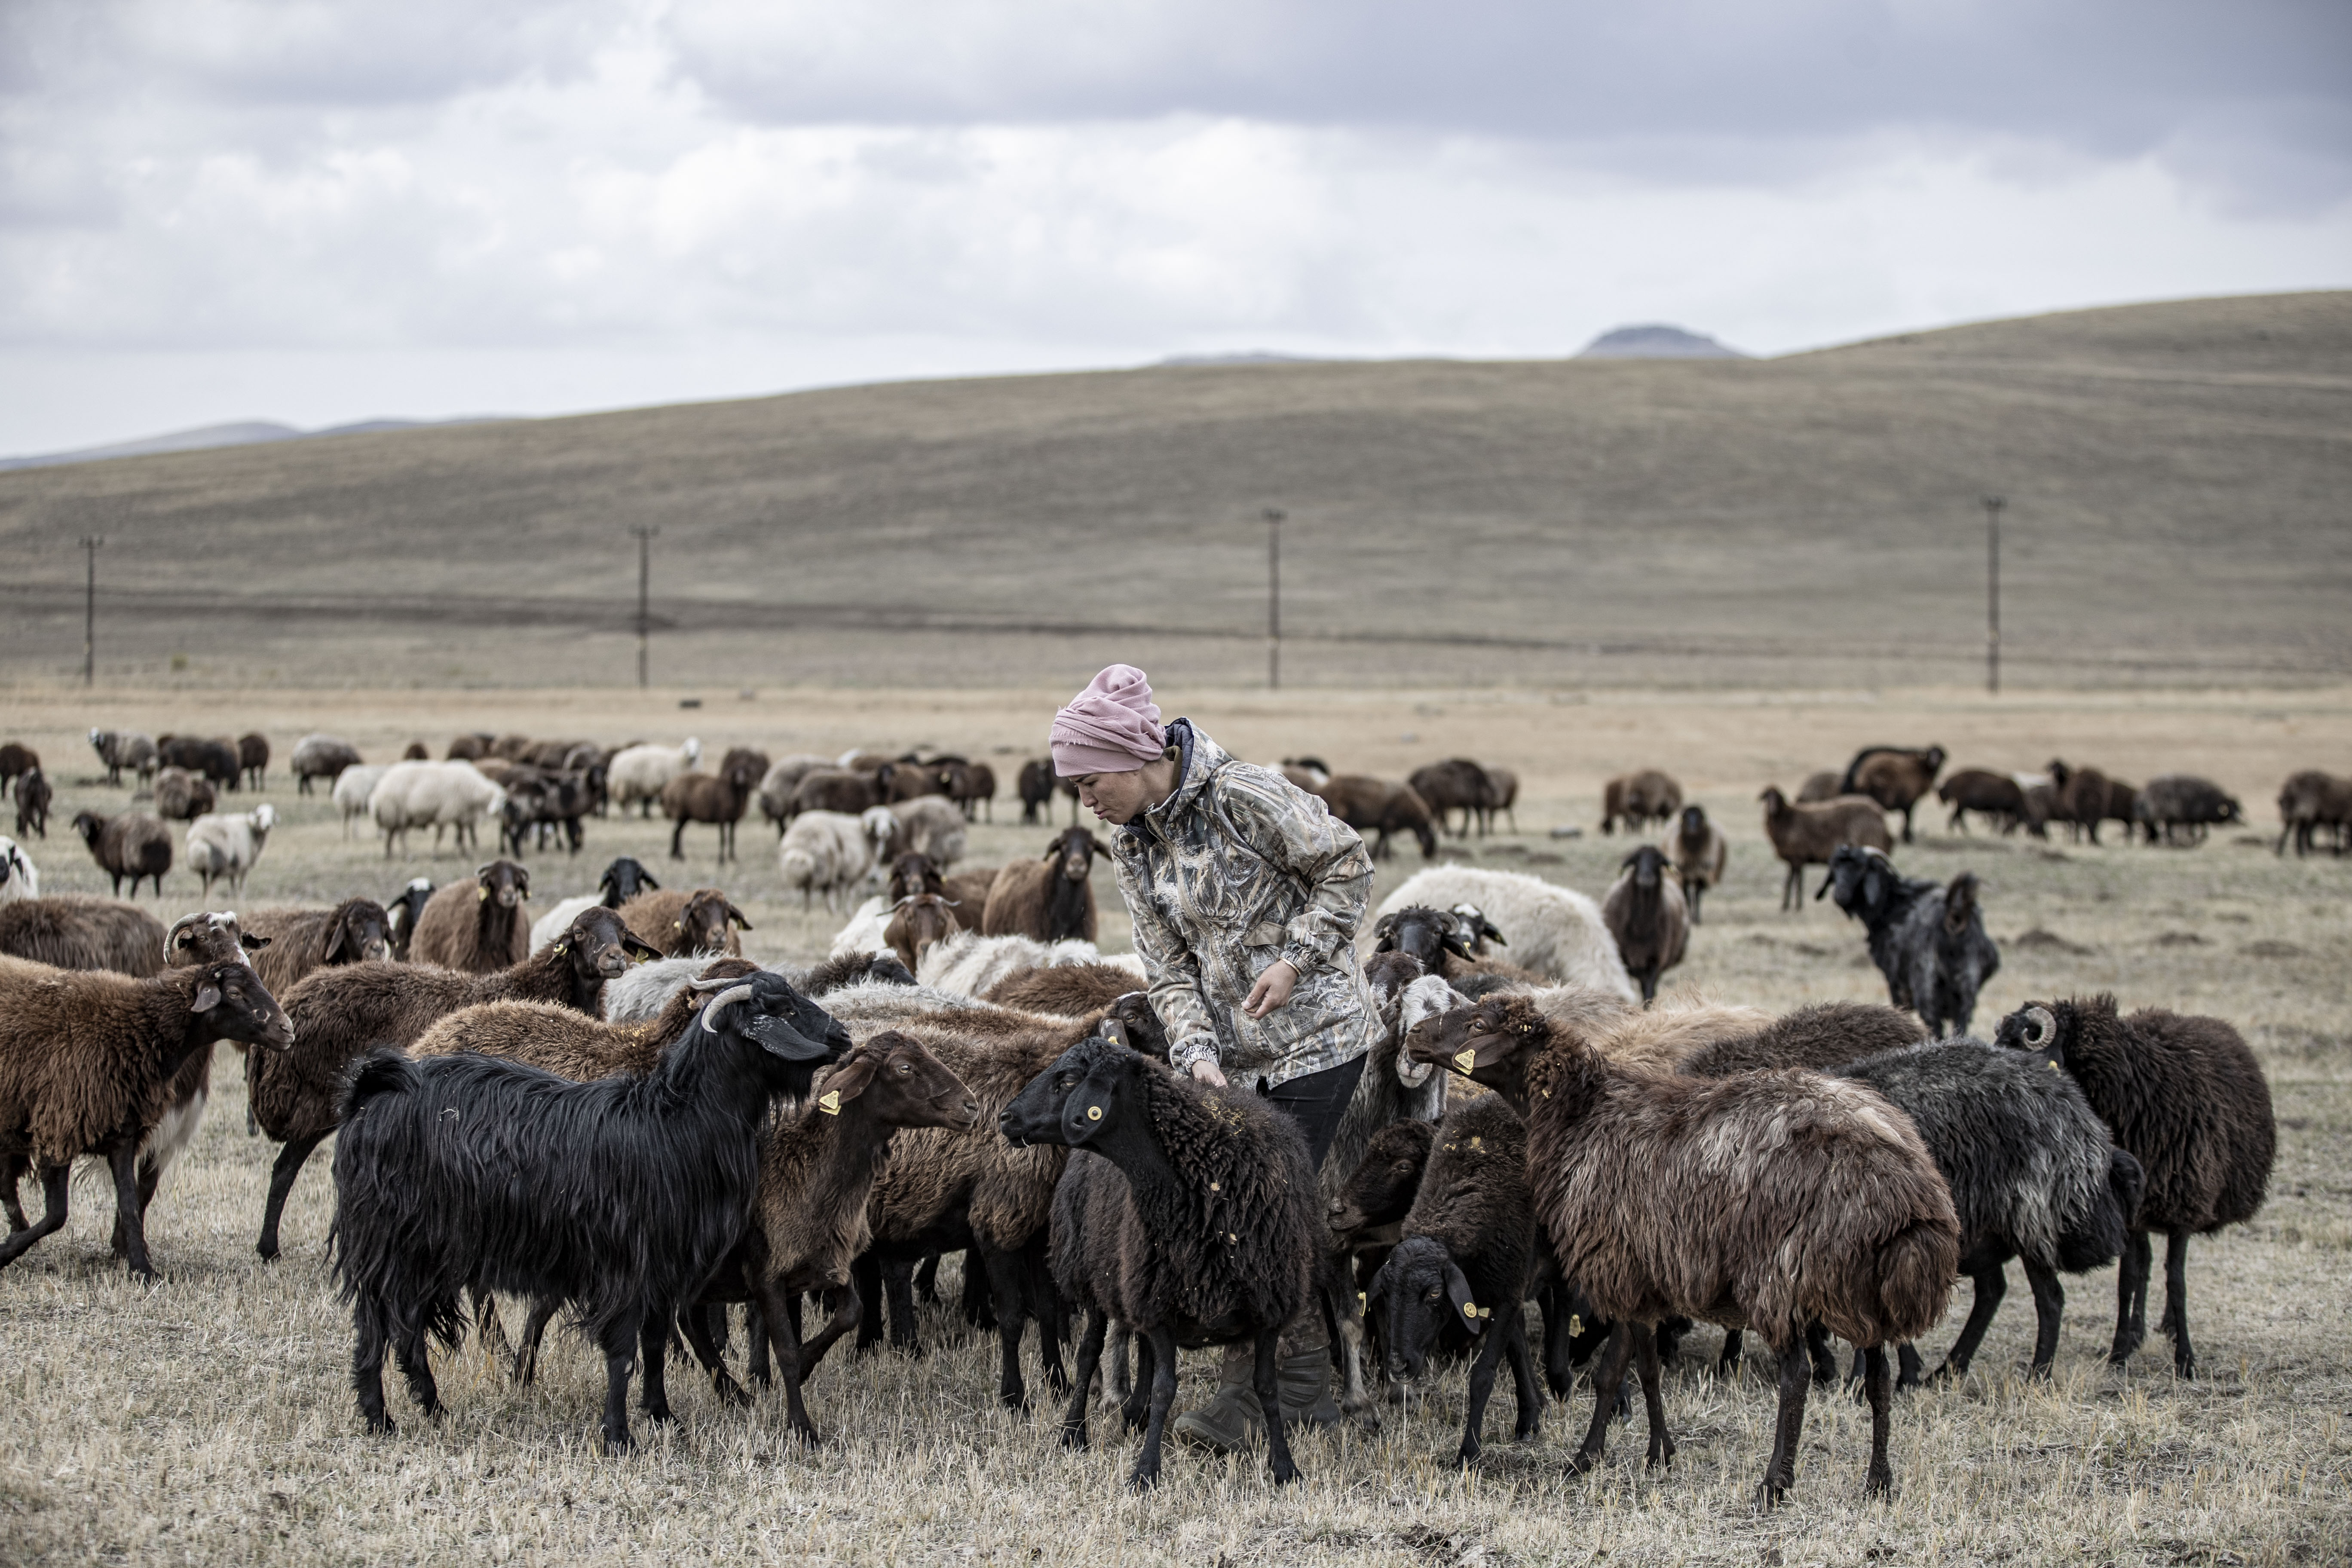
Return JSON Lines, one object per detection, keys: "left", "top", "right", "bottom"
{"left": 1112, "top": 720, "right": 1377, "bottom": 1089}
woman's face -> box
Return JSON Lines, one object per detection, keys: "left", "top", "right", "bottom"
{"left": 1070, "top": 763, "right": 1164, "bottom": 825}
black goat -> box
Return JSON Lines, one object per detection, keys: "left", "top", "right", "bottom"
{"left": 330, "top": 971, "right": 851, "bottom": 1451}
{"left": 1821, "top": 845, "right": 1999, "bottom": 1037}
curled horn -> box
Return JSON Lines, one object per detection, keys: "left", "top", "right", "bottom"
{"left": 695, "top": 980, "right": 757, "bottom": 1029}
{"left": 162, "top": 910, "right": 211, "bottom": 959}
{"left": 2021, "top": 1005, "right": 2056, "bottom": 1048}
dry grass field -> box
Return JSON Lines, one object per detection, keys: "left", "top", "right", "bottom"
{"left": 1, "top": 682, "right": 2347, "bottom": 1565}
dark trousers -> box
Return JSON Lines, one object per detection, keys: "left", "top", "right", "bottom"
{"left": 1256, "top": 1053, "right": 1367, "bottom": 1173}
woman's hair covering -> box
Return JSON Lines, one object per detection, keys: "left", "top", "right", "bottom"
{"left": 1050, "top": 664, "right": 1167, "bottom": 777}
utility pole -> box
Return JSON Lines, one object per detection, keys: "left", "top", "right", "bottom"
{"left": 630, "top": 526, "right": 658, "bottom": 689}
{"left": 1982, "top": 494, "right": 2006, "bottom": 695}
{"left": 80, "top": 535, "right": 103, "bottom": 687}
{"left": 1263, "top": 508, "right": 1285, "bottom": 689}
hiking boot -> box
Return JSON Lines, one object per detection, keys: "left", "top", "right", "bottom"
{"left": 1171, "top": 1379, "right": 1266, "bottom": 1452}
{"left": 1278, "top": 1347, "right": 1341, "bottom": 1430}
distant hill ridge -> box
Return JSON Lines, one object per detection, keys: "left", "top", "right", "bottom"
{"left": 1578, "top": 324, "right": 1746, "bottom": 358}
{"left": 0, "top": 415, "right": 510, "bottom": 472}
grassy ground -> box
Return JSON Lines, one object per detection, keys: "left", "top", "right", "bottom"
{"left": 1, "top": 684, "right": 2346, "bottom": 1565}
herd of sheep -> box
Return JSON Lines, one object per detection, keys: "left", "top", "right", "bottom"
{"left": 0, "top": 722, "right": 2312, "bottom": 1505}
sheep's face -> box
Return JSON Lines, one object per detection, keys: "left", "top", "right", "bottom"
{"left": 72, "top": 810, "right": 105, "bottom": 847}
{"left": 563, "top": 907, "right": 664, "bottom": 980}
{"left": 329, "top": 904, "right": 392, "bottom": 965}
{"left": 1368, "top": 1237, "right": 1479, "bottom": 1382}
{"left": 1049, "top": 828, "right": 1102, "bottom": 884}
{"left": 193, "top": 963, "right": 294, "bottom": 1054}
{"left": 1000, "top": 1038, "right": 1135, "bottom": 1149}
{"left": 475, "top": 860, "right": 529, "bottom": 910}
{"left": 885, "top": 894, "right": 960, "bottom": 968}
{"left": 820, "top": 1032, "right": 981, "bottom": 1132}
{"left": 1621, "top": 846, "right": 1667, "bottom": 891}
{"left": 1819, "top": 845, "right": 1892, "bottom": 917}
{"left": 676, "top": 890, "right": 750, "bottom": 955}
{"left": 697, "top": 973, "right": 851, "bottom": 1099}
{"left": 598, "top": 856, "right": 656, "bottom": 907}
{"left": 1371, "top": 906, "right": 1468, "bottom": 969}
{"left": 166, "top": 913, "right": 263, "bottom": 968}
{"left": 888, "top": 852, "right": 941, "bottom": 902}
{"left": 1993, "top": 1000, "right": 2077, "bottom": 1075}
{"left": 1404, "top": 995, "right": 1539, "bottom": 1087}
{"left": 1328, "top": 1121, "right": 1433, "bottom": 1237}
{"left": 1102, "top": 991, "right": 1169, "bottom": 1061}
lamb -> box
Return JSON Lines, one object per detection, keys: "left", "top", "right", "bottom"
{"left": 157, "top": 735, "right": 241, "bottom": 790}
{"left": 619, "top": 885, "right": 752, "bottom": 958}
{"left": 1820, "top": 845, "right": 2000, "bottom": 1037}
{"left": 1315, "top": 775, "right": 1439, "bottom": 860}
{"left": 151, "top": 767, "right": 218, "bottom": 822}
{"left": 603, "top": 738, "right": 702, "bottom": 818}
{"left": 368, "top": 760, "right": 507, "bottom": 858}
{"left": 757, "top": 755, "right": 836, "bottom": 834}
{"left": 14, "top": 768, "right": 50, "bottom": 839}
{"left": 1002, "top": 1036, "right": 1320, "bottom": 1488}
{"left": 885, "top": 795, "right": 969, "bottom": 869}
{"left": 408, "top": 859, "right": 533, "bottom": 973}
{"left": 1411, "top": 759, "right": 1498, "bottom": 837}
{"left": 184, "top": 803, "right": 279, "bottom": 897}
{"left": 72, "top": 809, "right": 172, "bottom": 896}
{"left": 1599, "top": 846, "right": 1688, "bottom": 1004}
{"left": 1995, "top": 996, "right": 2276, "bottom": 1377}
{"left": 331, "top": 972, "right": 850, "bottom": 1450}
{"left": 916, "top": 929, "right": 1132, "bottom": 998}
{"left": 1600, "top": 770, "right": 1681, "bottom": 835}
{"left": 0, "top": 836, "right": 37, "bottom": 903}
{"left": 236, "top": 899, "right": 393, "bottom": 996}
{"left": 1758, "top": 785, "right": 1892, "bottom": 912}
{"left": 661, "top": 749, "right": 765, "bottom": 862}
{"left": 0, "top": 893, "right": 167, "bottom": 976}
{"left": 528, "top": 855, "right": 661, "bottom": 951}
{"left": 1017, "top": 759, "right": 1058, "bottom": 824}
{"left": 1839, "top": 745, "right": 1947, "bottom": 844}
{"left": 1406, "top": 993, "right": 1960, "bottom": 1504}
{"left": 0, "top": 956, "right": 292, "bottom": 1278}
{"left": 89, "top": 729, "right": 158, "bottom": 787}
{"left": 1661, "top": 805, "right": 1727, "bottom": 923}
{"left": 0, "top": 742, "right": 37, "bottom": 800}
{"left": 236, "top": 732, "right": 270, "bottom": 790}
{"left": 250, "top": 905, "right": 663, "bottom": 1259}
{"left": 1371, "top": 867, "right": 1638, "bottom": 1002}
{"left": 780, "top": 810, "right": 879, "bottom": 912}
{"left": 2275, "top": 769, "right": 2352, "bottom": 857}
{"left": 2135, "top": 774, "right": 2243, "bottom": 845}
{"left": 384, "top": 877, "right": 435, "bottom": 961}
{"left": 332, "top": 763, "right": 391, "bottom": 839}
{"left": 981, "top": 827, "right": 1104, "bottom": 942}
{"left": 288, "top": 733, "right": 362, "bottom": 795}
{"left": 1363, "top": 1094, "right": 1544, "bottom": 1464}
{"left": 1937, "top": 769, "right": 2027, "bottom": 835}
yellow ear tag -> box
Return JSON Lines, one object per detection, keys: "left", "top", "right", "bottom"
{"left": 2048, "top": 1060, "right": 2060, "bottom": 1072}
{"left": 1086, "top": 1105, "right": 1103, "bottom": 1121}
{"left": 1358, "top": 1291, "right": 1367, "bottom": 1309}
{"left": 1477, "top": 1307, "right": 1491, "bottom": 1319}
{"left": 1462, "top": 1302, "right": 1478, "bottom": 1319}
{"left": 1568, "top": 1314, "right": 1583, "bottom": 1336}
{"left": 1454, "top": 1048, "right": 1477, "bottom": 1072}
{"left": 551, "top": 943, "right": 565, "bottom": 955}
{"left": 478, "top": 888, "right": 489, "bottom": 901}
{"left": 818, "top": 1090, "right": 841, "bottom": 1116}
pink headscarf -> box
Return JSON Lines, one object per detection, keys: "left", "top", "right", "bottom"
{"left": 1051, "top": 664, "right": 1166, "bottom": 776}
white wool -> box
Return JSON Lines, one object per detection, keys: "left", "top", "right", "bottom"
{"left": 606, "top": 739, "right": 703, "bottom": 812}
{"left": 184, "top": 804, "right": 277, "bottom": 897}
{"left": 600, "top": 956, "right": 719, "bottom": 1023}
{"left": 886, "top": 796, "right": 969, "bottom": 870}
{"left": 914, "top": 930, "right": 1111, "bottom": 997}
{"left": 368, "top": 760, "right": 504, "bottom": 855}
{"left": 780, "top": 811, "right": 877, "bottom": 913}
{"left": 331, "top": 764, "right": 391, "bottom": 839}
{"left": 828, "top": 896, "right": 894, "bottom": 960}
{"left": 530, "top": 894, "right": 603, "bottom": 953}
{"left": 0, "top": 836, "right": 38, "bottom": 903}
{"left": 1371, "top": 866, "right": 1638, "bottom": 1004}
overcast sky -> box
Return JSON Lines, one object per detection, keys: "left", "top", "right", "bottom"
{"left": 4, "top": 0, "right": 2348, "bottom": 454}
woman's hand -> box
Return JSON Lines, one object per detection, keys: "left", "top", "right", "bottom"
{"left": 1242, "top": 958, "right": 1299, "bottom": 1020}
{"left": 1189, "top": 1058, "right": 1228, "bottom": 1088}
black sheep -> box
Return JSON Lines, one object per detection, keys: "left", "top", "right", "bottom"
{"left": 1820, "top": 845, "right": 1999, "bottom": 1037}
{"left": 1995, "top": 996, "right": 2275, "bottom": 1377}
{"left": 330, "top": 971, "right": 851, "bottom": 1451}
{"left": 1002, "top": 1037, "right": 1318, "bottom": 1489}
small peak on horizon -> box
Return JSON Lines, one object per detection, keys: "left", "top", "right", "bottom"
{"left": 1157, "top": 350, "right": 1323, "bottom": 367}
{"left": 1577, "top": 324, "right": 1747, "bottom": 360}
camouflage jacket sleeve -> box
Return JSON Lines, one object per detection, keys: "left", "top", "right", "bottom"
{"left": 1214, "top": 771, "right": 1375, "bottom": 977}
{"left": 1114, "top": 845, "right": 1223, "bottom": 1075}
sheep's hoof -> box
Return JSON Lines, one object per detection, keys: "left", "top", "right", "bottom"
{"left": 1864, "top": 1466, "right": 1893, "bottom": 1499}
{"left": 365, "top": 1413, "right": 396, "bottom": 1436}
{"left": 2173, "top": 1355, "right": 2197, "bottom": 1380}
{"left": 602, "top": 1431, "right": 637, "bottom": 1456}
{"left": 1754, "top": 1482, "right": 1786, "bottom": 1512}
{"left": 1126, "top": 1467, "right": 1161, "bottom": 1493}
{"left": 710, "top": 1373, "right": 749, "bottom": 1407}
{"left": 1645, "top": 1433, "right": 1676, "bottom": 1470}
{"left": 1455, "top": 1443, "right": 1480, "bottom": 1468}
{"left": 1059, "top": 1425, "right": 1088, "bottom": 1451}
{"left": 1566, "top": 1448, "right": 1602, "bottom": 1478}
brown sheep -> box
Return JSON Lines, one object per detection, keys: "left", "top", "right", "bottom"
{"left": 409, "top": 860, "right": 533, "bottom": 973}
{"left": 944, "top": 759, "right": 996, "bottom": 822}
{"left": 236, "top": 732, "right": 270, "bottom": 790}
{"left": 1795, "top": 770, "right": 1843, "bottom": 804}
{"left": 980, "top": 828, "right": 1103, "bottom": 943}
{"left": 1758, "top": 786, "right": 1891, "bottom": 912}
{"left": 1017, "top": 759, "right": 1057, "bottom": 824}
{"left": 620, "top": 886, "right": 751, "bottom": 958}
{"left": 1409, "top": 759, "right": 1497, "bottom": 837}
{"left": 881, "top": 892, "right": 962, "bottom": 973}
{"left": 1601, "top": 770, "right": 1681, "bottom": 835}
{"left": 0, "top": 894, "right": 167, "bottom": 976}
{"left": 791, "top": 768, "right": 882, "bottom": 817}
{"left": 1317, "top": 775, "right": 1439, "bottom": 860}
{"left": 980, "top": 960, "right": 1142, "bottom": 1014}
{"left": 2276, "top": 768, "right": 2352, "bottom": 856}
{"left": 1662, "top": 805, "right": 1727, "bottom": 923}
{"left": 151, "top": 766, "right": 217, "bottom": 822}
{"left": 1599, "top": 846, "right": 1689, "bottom": 1004}
{"left": 1839, "top": 746, "right": 1946, "bottom": 844}
{"left": 447, "top": 734, "right": 493, "bottom": 760}
{"left": 14, "top": 766, "right": 49, "bottom": 839}
{"left": 0, "top": 742, "right": 37, "bottom": 801}
{"left": 236, "top": 899, "right": 394, "bottom": 997}
{"left": 402, "top": 741, "right": 430, "bottom": 760}
{"left": 887, "top": 851, "right": 945, "bottom": 902}
{"left": 72, "top": 809, "right": 173, "bottom": 897}
{"left": 1936, "top": 769, "right": 2026, "bottom": 834}
{"left": 660, "top": 750, "right": 766, "bottom": 863}
{"left": 942, "top": 866, "right": 1001, "bottom": 912}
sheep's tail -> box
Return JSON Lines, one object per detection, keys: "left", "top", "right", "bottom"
{"left": 338, "top": 1046, "right": 420, "bottom": 1126}
{"left": 1866, "top": 1216, "right": 1959, "bottom": 1345}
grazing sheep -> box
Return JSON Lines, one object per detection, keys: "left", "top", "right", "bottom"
{"left": 384, "top": 877, "right": 435, "bottom": 962}
{"left": 158, "top": 736, "right": 242, "bottom": 791}
{"left": 779, "top": 810, "right": 879, "bottom": 913}
{"left": 886, "top": 795, "right": 969, "bottom": 870}
{"left": 1839, "top": 746, "right": 1947, "bottom": 844}
{"left": 1407, "top": 994, "right": 1960, "bottom": 1505}
{"left": 1600, "top": 846, "right": 1689, "bottom": 1004}
{"left": 1003, "top": 1037, "right": 1320, "bottom": 1488}
{"left": 619, "top": 885, "right": 751, "bottom": 958}
{"left": 757, "top": 755, "right": 836, "bottom": 835}
{"left": 2135, "top": 774, "right": 2244, "bottom": 846}
{"left": 1937, "top": 769, "right": 2027, "bottom": 835}
{"left": 602, "top": 738, "right": 702, "bottom": 818}
{"left": 916, "top": 930, "right": 1131, "bottom": 998}
{"left": 662, "top": 750, "right": 766, "bottom": 862}
{"left": 1411, "top": 759, "right": 1498, "bottom": 838}
{"left": 1995, "top": 996, "right": 2275, "bottom": 1377}
{"left": 1364, "top": 1094, "right": 1543, "bottom": 1464}
{"left": 1795, "top": 770, "right": 1843, "bottom": 804}
{"left": 0, "top": 836, "right": 37, "bottom": 903}
{"left": 236, "top": 732, "right": 269, "bottom": 790}
{"left": 528, "top": 855, "right": 661, "bottom": 952}
{"left": 88, "top": 729, "right": 159, "bottom": 787}
{"left": 1662, "top": 805, "right": 1727, "bottom": 923}
{"left": 0, "top": 742, "right": 37, "bottom": 800}
{"left": 0, "top": 893, "right": 166, "bottom": 976}
{"left": 1758, "top": 786, "right": 1892, "bottom": 912}
{"left": 982, "top": 828, "right": 1104, "bottom": 943}
{"left": 0, "top": 957, "right": 292, "bottom": 1278}
{"left": 2275, "top": 769, "right": 2352, "bottom": 857}
{"left": 369, "top": 760, "right": 507, "bottom": 858}
{"left": 184, "top": 803, "right": 278, "bottom": 897}
{"left": 332, "top": 972, "right": 849, "bottom": 1450}
{"left": 1372, "top": 867, "right": 1638, "bottom": 1002}
{"left": 331, "top": 764, "right": 392, "bottom": 839}
{"left": 943, "top": 759, "right": 997, "bottom": 822}
{"left": 1820, "top": 845, "right": 2000, "bottom": 1037}
{"left": 791, "top": 768, "right": 883, "bottom": 819}
{"left": 1017, "top": 759, "right": 1057, "bottom": 825}
{"left": 288, "top": 733, "right": 362, "bottom": 795}
{"left": 151, "top": 767, "right": 218, "bottom": 822}
{"left": 447, "top": 735, "right": 493, "bottom": 761}
{"left": 1600, "top": 771, "right": 1682, "bottom": 836}
{"left": 1315, "top": 776, "right": 1439, "bottom": 860}
{"left": 73, "top": 809, "right": 172, "bottom": 896}
{"left": 13, "top": 767, "right": 50, "bottom": 839}
{"left": 408, "top": 860, "right": 533, "bottom": 974}
{"left": 236, "top": 900, "right": 392, "bottom": 996}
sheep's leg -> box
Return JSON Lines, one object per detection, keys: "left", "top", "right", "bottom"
{"left": 674, "top": 1295, "right": 745, "bottom": 1404}
{"left": 257, "top": 1131, "right": 326, "bottom": 1261}
{"left": 1756, "top": 1334, "right": 1813, "bottom": 1508}
{"left": 395, "top": 1320, "right": 442, "bottom": 1421}
{"left": 1717, "top": 1327, "right": 1744, "bottom": 1378}
{"left": 1861, "top": 1344, "right": 1894, "bottom": 1496}
{"left": 1061, "top": 1309, "right": 1108, "bottom": 1450}
{"left": 0, "top": 1164, "right": 70, "bottom": 1271}
{"left": 1101, "top": 1322, "right": 1133, "bottom": 1414}
{"left": 795, "top": 1284, "right": 862, "bottom": 1384}
{"left": 2162, "top": 1230, "right": 2196, "bottom": 1378}
{"left": 1457, "top": 1302, "right": 1516, "bottom": 1464}
{"left": 636, "top": 1314, "right": 676, "bottom": 1425}
{"left": 1900, "top": 804, "right": 1914, "bottom": 844}
{"left": 598, "top": 1316, "right": 641, "bottom": 1454}
{"left": 958, "top": 1246, "right": 996, "bottom": 1330}
{"left": 472, "top": 1288, "right": 511, "bottom": 1360}
{"left": 1121, "top": 1330, "right": 1155, "bottom": 1432}
{"left": 851, "top": 1252, "right": 886, "bottom": 1355}
{"left": 1504, "top": 1304, "right": 1543, "bottom": 1441}
{"left": 4, "top": 1153, "right": 31, "bottom": 1231}
{"left": 981, "top": 1243, "right": 1032, "bottom": 1409}
{"left": 1633, "top": 1320, "right": 1674, "bottom": 1470}
{"left": 1253, "top": 1323, "right": 1301, "bottom": 1485}
{"left": 1932, "top": 1262, "right": 2007, "bottom": 1381}
{"left": 884, "top": 1257, "right": 922, "bottom": 1352}
{"left": 668, "top": 819, "right": 687, "bottom": 861}
{"left": 1568, "top": 1322, "right": 1637, "bottom": 1476}
{"left": 911, "top": 1251, "right": 941, "bottom": 1304}
{"left": 2020, "top": 1258, "right": 2066, "bottom": 1379}
{"left": 744, "top": 1299, "right": 771, "bottom": 1388}
{"left": 352, "top": 1294, "right": 395, "bottom": 1434}
{"left": 1806, "top": 1320, "right": 1838, "bottom": 1388}
{"left": 514, "top": 1298, "right": 559, "bottom": 1387}
{"left": 107, "top": 1140, "right": 155, "bottom": 1280}
{"left": 1129, "top": 1324, "right": 1181, "bottom": 1491}
{"left": 1335, "top": 1286, "right": 1373, "bottom": 1418}
{"left": 751, "top": 1276, "right": 820, "bottom": 1442}
{"left": 2110, "top": 1229, "right": 2150, "bottom": 1365}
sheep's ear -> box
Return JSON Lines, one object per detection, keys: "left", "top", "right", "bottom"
{"left": 818, "top": 1051, "right": 882, "bottom": 1112}
{"left": 1041, "top": 842, "right": 1061, "bottom": 863}
{"left": 1443, "top": 1260, "right": 1482, "bottom": 1335}
{"left": 190, "top": 980, "right": 222, "bottom": 1012}
{"left": 726, "top": 902, "right": 753, "bottom": 931}
{"left": 622, "top": 934, "right": 665, "bottom": 963}
{"left": 1371, "top": 913, "right": 1399, "bottom": 948}
{"left": 639, "top": 870, "right": 660, "bottom": 891}
{"left": 241, "top": 932, "right": 273, "bottom": 954}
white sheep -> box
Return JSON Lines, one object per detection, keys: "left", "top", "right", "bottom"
{"left": 367, "top": 760, "right": 506, "bottom": 859}
{"left": 0, "top": 836, "right": 38, "bottom": 903}
{"left": 887, "top": 795, "right": 968, "bottom": 870}
{"left": 184, "top": 803, "right": 278, "bottom": 897}
{"left": 606, "top": 738, "right": 702, "bottom": 818}
{"left": 529, "top": 894, "right": 602, "bottom": 954}
{"left": 828, "top": 895, "right": 894, "bottom": 960}
{"left": 1371, "top": 865, "right": 1638, "bottom": 1004}
{"left": 332, "top": 763, "right": 392, "bottom": 840}
{"left": 913, "top": 929, "right": 1138, "bottom": 998}
{"left": 598, "top": 955, "right": 720, "bottom": 1024}
{"left": 778, "top": 809, "right": 876, "bottom": 912}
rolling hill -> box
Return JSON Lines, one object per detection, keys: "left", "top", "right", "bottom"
{"left": 1, "top": 291, "right": 2345, "bottom": 691}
